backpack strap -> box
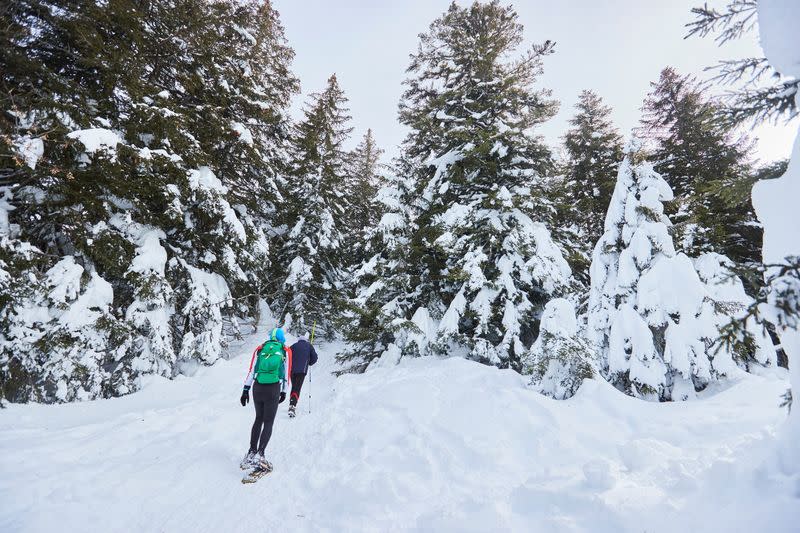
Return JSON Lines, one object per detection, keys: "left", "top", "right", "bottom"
{"left": 243, "top": 344, "right": 264, "bottom": 389}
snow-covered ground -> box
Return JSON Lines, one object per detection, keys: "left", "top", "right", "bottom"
{"left": 0, "top": 328, "right": 795, "bottom": 532}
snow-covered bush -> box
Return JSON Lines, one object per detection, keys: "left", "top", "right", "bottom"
{"left": 587, "top": 141, "right": 773, "bottom": 401}
{"left": 0, "top": 254, "right": 133, "bottom": 402}
{"left": 523, "top": 298, "right": 599, "bottom": 400}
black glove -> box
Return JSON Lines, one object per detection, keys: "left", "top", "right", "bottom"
{"left": 240, "top": 389, "right": 249, "bottom": 407}
{"left": 279, "top": 392, "right": 286, "bottom": 404}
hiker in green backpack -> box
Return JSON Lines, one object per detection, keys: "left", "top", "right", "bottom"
{"left": 239, "top": 327, "right": 288, "bottom": 471}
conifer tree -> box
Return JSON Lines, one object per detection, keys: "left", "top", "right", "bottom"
{"left": 638, "top": 67, "right": 761, "bottom": 274}
{"left": 559, "top": 90, "right": 623, "bottom": 283}
{"left": 587, "top": 140, "right": 774, "bottom": 401}
{"left": 0, "top": 0, "right": 298, "bottom": 402}
{"left": 343, "top": 129, "right": 385, "bottom": 269}
{"left": 338, "top": 174, "right": 417, "bottom": 372}
{"left": 394, "top": 1, "right": 570, "bottom": 370}
{"left": 685, "top": 0, "right": 797, "bottom": 126}
{"left": 279, "top": 74, "right": 353, "bottom": 338}
{"left": 523, "top": 298, "right": 599, "bottom": 400}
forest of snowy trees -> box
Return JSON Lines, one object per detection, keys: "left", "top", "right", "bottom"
{"left": 1, "top": 0, "right": 797, "bottom": 406}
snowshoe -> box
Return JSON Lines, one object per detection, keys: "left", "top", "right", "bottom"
{"left": 242, "top": 465, "right": 272, "bottom": 484}
{"left": 242, "top": 456, "right": 273, "bottom": 484}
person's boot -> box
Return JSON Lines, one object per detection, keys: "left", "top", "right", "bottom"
{"left": 288, "top": 404, "right": 296, "bottom": 418}
{"left": 240, "top": 449, "right": 257, "bottom": 470}
{"left": 255, "top": 452, "right": 273, "bottom": 472}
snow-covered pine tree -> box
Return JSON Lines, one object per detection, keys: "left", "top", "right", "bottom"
{"left": 338, "top": 173, "right": 418, "bottom": 372}
{"left": 349, "top": 129, "right": 384, "bottom": 228}
{"left": 396, "top": 1, "right": 571, "bottom": 370}
{"left": 523, "top": 298, "right": 599, "bottom": 400}
{"left": 639, "top": 67, "right": 762, "bottom": 279}
{"left": 0, "top": 0, "right": 297, "bottom": 402}
{"left": 278, "top": 74, "right": 353, "bottom": 338}
{"left": 342, "top": 129, "right": 385, "bottom": 271}
{"left": 559, "top": 90, "right": 624, "bottom": 284}
{"left": 587, "top": 139, "right": 774, "bottom": 401}
{"left": 128, "top": 0, "right": 298, "bottom": 368}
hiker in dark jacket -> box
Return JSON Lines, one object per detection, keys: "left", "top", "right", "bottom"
{"left": 286, "top": 334, "right": 318, "bottom": 417}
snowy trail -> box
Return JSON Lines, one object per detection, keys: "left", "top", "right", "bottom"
{"left": 0, "top": 330, "right": 342, "bottom": 532}
{"left": 1, "top": 330, "right": 796, "bottom": 532}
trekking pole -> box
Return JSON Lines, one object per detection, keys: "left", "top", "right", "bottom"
{"left": 309, "top": 321, "right": 316, "bottom": 415}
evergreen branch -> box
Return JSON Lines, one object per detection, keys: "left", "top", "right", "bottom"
{"left": 685, "top": 0, "right": 757, "bottom": 43}
{"left": 719, "top": 80, "right": 799, "bottom": 125}
{"left": 686, "top": 1, "right": 798, "bottom": 126}
{"left": 716, "top": 256, "right": 800, "bottom": 355}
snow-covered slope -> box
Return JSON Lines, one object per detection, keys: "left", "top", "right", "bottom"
{"left": 0, "top": 333, "right": 794, "bottom": 532}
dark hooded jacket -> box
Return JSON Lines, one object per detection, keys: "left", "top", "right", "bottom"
{"left": 289, "top": 338, "right": 318, "bottom": 375}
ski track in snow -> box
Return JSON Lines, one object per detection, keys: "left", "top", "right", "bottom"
{"left": 0, "top": 329, "right": 796, "bottom": 532}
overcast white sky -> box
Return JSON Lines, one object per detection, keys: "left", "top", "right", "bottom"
{"left": 273, "top": 0, "right": 796, "bottom": 165}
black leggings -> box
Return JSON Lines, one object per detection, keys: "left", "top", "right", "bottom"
{"left": 289, "top": 373, "right": 306, "bottom": 406}
{"left": 249, "top": 382, "right": 280, "bottom": 454}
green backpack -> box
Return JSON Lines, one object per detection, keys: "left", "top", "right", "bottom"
{"left": 254, "top": 341, "right": 284, "bottom": 384}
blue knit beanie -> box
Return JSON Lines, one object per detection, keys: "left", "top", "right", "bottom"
{"left": 270, "top": 328, "right": 286, "bottom": 344}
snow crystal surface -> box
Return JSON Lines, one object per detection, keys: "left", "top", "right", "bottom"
{"left": 378, "top": 212, "right": 404, "bottom": 231}
{"left": 285, "top": 256, "right": 312, "bottom": 287}
{"left": 46, "top": 256, "right": 85, "bottom": 303}
{"left": 183, "top": 264, "right": 230, "bottom": 306}
{"left": 0, "top": 188, "right": 14, "bottom": 235}
{"left": 539, "top": 297, "right": 578, "bottom": 337}
{"left": 636, "top": 254, "right": 706, "bottom": 327}
{"left": 438, "top": 286, "right": 467, "bottom": 336}
{"left": 187, "top": 166, "right": 227, "bottom": 193}
{"left": 58, "top": 272, "right": 114, "bottom": 329}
